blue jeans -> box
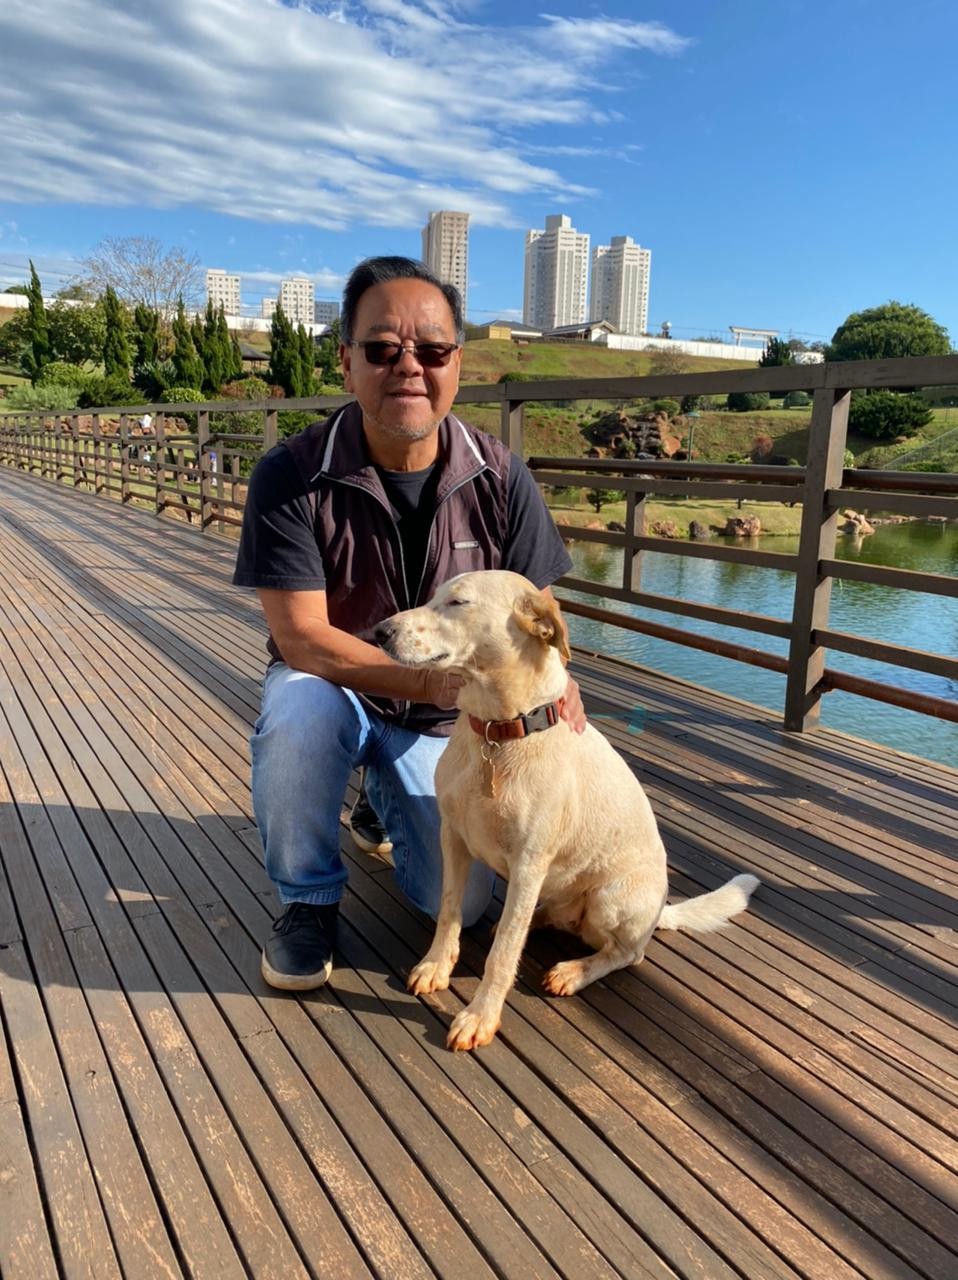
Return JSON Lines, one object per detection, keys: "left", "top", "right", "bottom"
{"left": 250, "top": 663, "right": 495, "bottom": 926}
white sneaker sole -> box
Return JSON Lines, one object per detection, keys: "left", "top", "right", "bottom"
{"left": 349, "top": 827, "right": 394, "bottom": 860}
{"left": 260, "top": 951, "right": 333, "bottom": 991}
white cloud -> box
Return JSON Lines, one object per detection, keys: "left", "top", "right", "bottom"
{"left": 0, "top": 0, "right": 689, "bottom": 230}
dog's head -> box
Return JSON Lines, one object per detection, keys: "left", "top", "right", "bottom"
{"left": 374, "top": 570, "right": 570, "bottom": 673}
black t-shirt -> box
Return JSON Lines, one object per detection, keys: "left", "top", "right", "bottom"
{"left": 233, "top": 443, "right": 573, "bottom": 599}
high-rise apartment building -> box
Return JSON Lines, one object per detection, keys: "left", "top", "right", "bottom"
{"left": 313, "top": 300, "right": 340, "bottom": 326}
{"left": 206, "top": 268, "right": 241, "bottom": 316}
{"left": 278, "top": 276, "right": 315, "bottom": 327}
{"left": 523, "top": 214, "right": 589, "bottom": 330}
{"left": 421, "top": 211, "right": 469, "bottom": 312}
{"left": 260, "top": 297, "right": 277, "bottom": 320}
{"left": 590, "top": 236, "right": 651, "bottom": 335}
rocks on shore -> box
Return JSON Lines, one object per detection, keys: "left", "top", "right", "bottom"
{"left": 722, "top": 515, "right": 762, "bottom": 537}
{"left": 839, "top": 509, "right": 875, "bottom": 536}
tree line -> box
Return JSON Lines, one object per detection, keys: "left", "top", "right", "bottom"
{"left": 0, "top": 237, "right": 342, "bottom": 419}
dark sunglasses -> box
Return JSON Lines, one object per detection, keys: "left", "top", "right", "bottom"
{"left": 350, "top": 340, "right": 459, "bottom": 368}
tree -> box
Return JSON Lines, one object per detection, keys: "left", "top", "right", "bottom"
{"left": 644, "top": 346, "right": 690, "bottom": 376}
{"left": 102, "top": 287, "right": 132, "bottom": 382}
{"left": 47, "top": 299, "right": 107, "bottom": 366}
{"left": 759, "top": 338, "right": 795, "bottom": 368}
{"left": 586, "top": 488, "right": 625, "bottom": 514}
{"left": 0, "top": 311, "right": 30, "bottom": 365}
{"left": 848, "top": 389, "right": 932, "bottom": 440}
{"left": 315, "top": 317, "right": 343, "bottom": 388}
{"left": 294, "top": 324, "right": 317, "bottom": 398}
{"left": 202, "top": 300, "right": 230, "bottom": 393}
{"left": 132, "top": 304, "right": 160, "bottom": 368}
{"left": 171, "top": 300, "right": 205, "bottom": 390}
{"left": 267, "top": 304, "right": 299, "bottom": 396}
{"left": 3, "top": 284, "right": 29, "bottom": 296}
{"left": 22, "top": 261, "right": 52, "bottom": 383}
{"left": 75, "top": 235, "right": 202, "bottom": 318}
{"left": 827, "top": 302, "right": 951, "bottom": 362}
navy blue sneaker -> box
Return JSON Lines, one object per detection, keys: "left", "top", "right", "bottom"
{"left": 349, "top": 789, "right": 393, "bottom": 859}
{"left": 261, "top": 902, "right": 338, "bottom": 990}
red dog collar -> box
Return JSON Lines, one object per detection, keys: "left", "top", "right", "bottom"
{"left": 468, "top": 698, "right": 565, "bottom": 742}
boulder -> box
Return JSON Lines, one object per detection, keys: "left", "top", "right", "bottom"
{"left": 650, "top": 520, "right": 680, "bottom": 539}
{"left": 723, "top": 515, "right": 762, "bottom": 537}
{"left": 606, "top": 520, "right": 626, "bottom": 532}
{"left": 689, "top": 521, "right": 712, "bottom": 541}
{"left": 839, "top": 509, "right": 875, "bottom": 535}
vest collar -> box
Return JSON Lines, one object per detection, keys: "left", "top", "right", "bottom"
{"left": 311, "top": 402, "right": 500, "bottom": 492}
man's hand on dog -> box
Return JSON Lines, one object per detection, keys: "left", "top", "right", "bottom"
{"left": 561, "top": 674, "right": 587, "bottom": 734}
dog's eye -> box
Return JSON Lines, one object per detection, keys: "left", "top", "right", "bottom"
{"left": 446, "top": 598, "right": 470, "bottom": 608}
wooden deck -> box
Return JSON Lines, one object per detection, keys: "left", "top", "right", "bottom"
{"left": 0, "top": 465, "right": 956, "bottom": 1280}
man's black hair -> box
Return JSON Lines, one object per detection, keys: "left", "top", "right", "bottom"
{"left": 340, "top": 256, "right": 464, "bottom": 344}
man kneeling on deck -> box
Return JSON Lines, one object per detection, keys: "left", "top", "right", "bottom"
{"left": 233, "top": 255, "right": 584, "bottom": 990}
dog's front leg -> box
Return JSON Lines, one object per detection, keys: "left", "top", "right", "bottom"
{"left": 447, "top": 858, "right": 549, "bottom": 1051}
{"left": 407, "top": 826, "right": 472, "bottom": 996}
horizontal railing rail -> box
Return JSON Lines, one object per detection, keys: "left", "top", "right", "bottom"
{"left": 1, "top": 353, "right": 956, "bottom": 733}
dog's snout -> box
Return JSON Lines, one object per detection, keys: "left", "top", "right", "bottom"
{"left": 373, "top": 620, "right": 396, "bottom": 647}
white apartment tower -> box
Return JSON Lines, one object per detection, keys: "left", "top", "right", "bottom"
{"left": 523, "top": 214, "right": 590, "bottom": 330}
{"left": 206, "top": 268, "right": 241, "bottom": 316}
{"left": 278, "top": 277, "right": 315, "bottom": 327}
{"left": 421, "top": 211, "right": 469, "bottom": 311}
{"left": 590, "top": 236, "right": 651, "bottom": 335}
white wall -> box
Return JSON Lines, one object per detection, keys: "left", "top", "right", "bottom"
{"left": 602, "top": 333, "right": 823, "bottom": 364}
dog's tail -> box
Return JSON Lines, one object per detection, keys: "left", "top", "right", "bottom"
{"left": 657, "top": 873, "right": 759, "bottom": 933}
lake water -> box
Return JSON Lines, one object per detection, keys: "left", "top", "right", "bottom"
{"left": 564, "top": 521, "right": 958, "bottom": 767}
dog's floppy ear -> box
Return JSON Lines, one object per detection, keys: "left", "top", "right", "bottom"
{"left": 514, "top": 591, "right": 571, "bottom": 661}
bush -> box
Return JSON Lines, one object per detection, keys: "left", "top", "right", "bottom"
{"left": 77, "top": 376, "right": 145, "bottom": 408}
{"left": 848, "top": 389, "right": 932, "bottom": 440}
{"left": 651, "top": 397, "right": 680, "bottom": 417}
{"left": 160, "top": 385, "right": 204, "bottom": 405}
{"left": 783, "top": 390, "right": 811, "bottom": 407}
{"left": 36, "top": 360, "right": 90, "bottom": 389}
{"left": 4, "top": 382, "right": 80, "bottom": 411}
{"left": 221, "top": 376, "right": 272, "bottom": 400}
{"left": 680, "top": 394, "right": 702, "bottom": 414}
{"left": 134, "top": 358, "right": 177, "bottom": 399}
{"left": 727, "top": 392, "right": 771, "bottom": 412}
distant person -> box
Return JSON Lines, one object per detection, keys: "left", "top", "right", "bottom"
{"left": 233, "top": 255, "right": 585, "bottom": 991}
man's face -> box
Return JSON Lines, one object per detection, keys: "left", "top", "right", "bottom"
{"left": 340, "top": 278, "right": 462, "bottom": 443}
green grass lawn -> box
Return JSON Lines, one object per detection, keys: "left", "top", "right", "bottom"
{"left": 548, "top": 495, "right": 804, "bottom": 537}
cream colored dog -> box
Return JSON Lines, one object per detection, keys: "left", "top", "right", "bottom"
{"left": 378, "top": 570, "right": 758, "bottom": 1052}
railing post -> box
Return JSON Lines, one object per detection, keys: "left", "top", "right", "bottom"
{"left": 198, "top": 409, "right": 212, "bottom": 531}
{"left": 264, "top": 406, "right": 278, "bottom": 451}
{"left": 154, "top": 413, "right": 166, "bottom": 516}
{"left": 119, "top": 414, "right": 131, "bottom": 504}
{"left": 784, "top": 386, "right": 850, "bottom": 731}
{"left": 500, "top": 397, "right": 524, "bottom": 455}
{"left": 92, "top": 414, "right": 103, "bottom": 495}
{"left": 623, "top": 488, "right": 648, "bottom": 593}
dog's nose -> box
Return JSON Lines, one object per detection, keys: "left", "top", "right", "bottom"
{"left": 373, "top": 621, "right": 396, "bottom": 647}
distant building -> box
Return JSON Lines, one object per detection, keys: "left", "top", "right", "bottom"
{"left": 421, "top": 210, "right": 469, "bottom": 312}
{"left": 279, "top": 277, "right": 315, "bottom": 327}
{"left": 206, "top": 268, "right": 241, "bottom": 316}
{"left": 471, "top": 319, "right": 543, "bottom": 341}
{"left": 314, "top": 299, "right": 340, "bottom": 326}
{"left": 590, "top": 236, "right": 651, "bottom": 336}
{"left": 260, "top": 297, "right": 277, "bottom": 320}
{"left": 523, "top": 214, "right": 589, "bottom": 330}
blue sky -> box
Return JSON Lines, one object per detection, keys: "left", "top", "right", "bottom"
{"left": 1, "top": 0, "right": 955, "bottom": 346}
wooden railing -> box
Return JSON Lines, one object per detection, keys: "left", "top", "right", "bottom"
{"left": 1, "top": 355, "right": 956, "bottom": 733}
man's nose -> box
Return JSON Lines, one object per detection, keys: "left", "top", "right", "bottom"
{"left": 374, "top": 620, "right": 396, "bottom": 647}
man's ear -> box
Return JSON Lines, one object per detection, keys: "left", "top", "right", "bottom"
{"left": 339, "top": 343, "right": 353, "bottom": 392}
{"left": 514, "top": 591, "right": 571, "bottom": 661}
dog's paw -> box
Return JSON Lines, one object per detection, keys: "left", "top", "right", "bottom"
{"left": 407, "top": 957, "right": 454, "bottom": 995}
{"left": 542, "top": 960, "right": 585, "bottom": 997}
{"left": 446, "top": 1005, "right": 500, "bottom": 1051}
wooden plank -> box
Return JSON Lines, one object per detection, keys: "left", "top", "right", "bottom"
{"left": 0, "top": 942, "right": 122, "bottom": 1280}
{"left": 0, "top": 995, "right": 59, "bottom": 1280}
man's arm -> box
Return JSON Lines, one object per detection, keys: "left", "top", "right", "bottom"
{"left": 257, "top": 587, "right": 460, "bottom": 707}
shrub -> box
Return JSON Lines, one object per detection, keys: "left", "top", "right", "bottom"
{"left": 160, "top": 385, "right": 204, "bottom": 405}
{"left": 77, "top": 376, "right": 145, "bottom": 408}
{"left": 848, "top": 389, "right": 932, "bottom": 440}
{"left": 5, "top": 382, "right": 79, "bottom": 411}
{"left": 221, "top": 376, "right": 272, "bottom": 400}
{"left": 727, "top": 391, "right": 770, "bottom": 412}
{"left": 36, "top": 361, "right": 90, "bottom": 388}
{"left": 651, "top": 397, "right": 680, "bottom": 417}
{"left": 680, "top": 394, "right": 702, "bottom": 414}
{"left": 783, "top": 390, "right": 811, "bottom": 407}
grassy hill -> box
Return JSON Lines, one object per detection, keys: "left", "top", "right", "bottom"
{"left": 454, "top": 339, "right": 958, "bottom": 467}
